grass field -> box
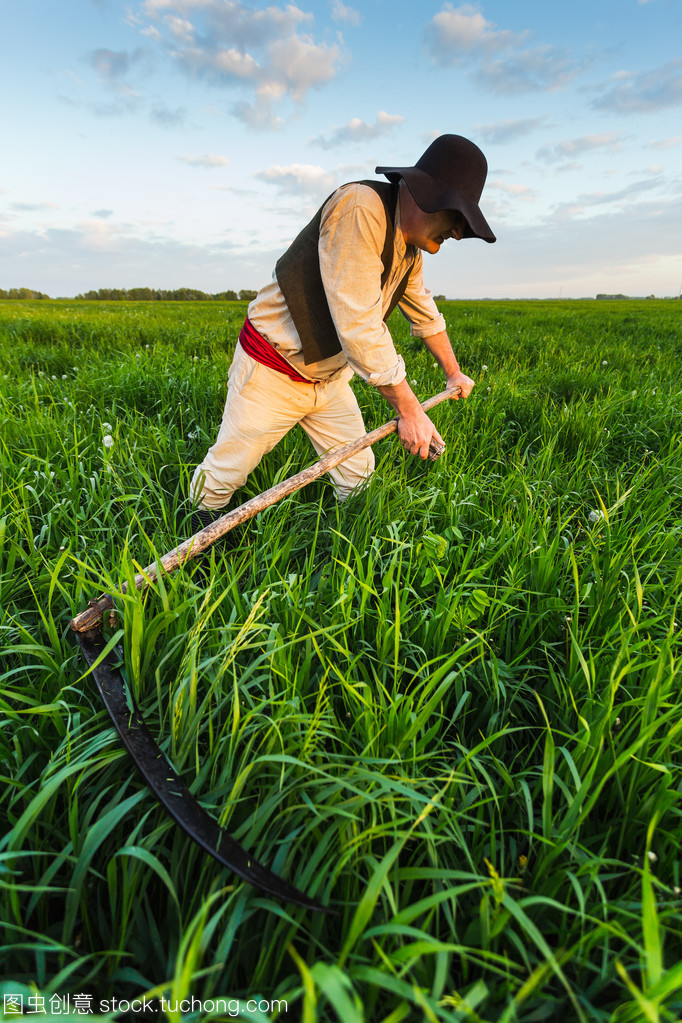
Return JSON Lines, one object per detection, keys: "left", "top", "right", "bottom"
{"left": 1, "top": 297, "right": 681, "bottom": 1022}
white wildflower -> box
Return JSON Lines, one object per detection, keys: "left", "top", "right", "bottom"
{"left": 482, "top": 364, "right": 488, "bottom": 371}
{"left": 102, "top": 422, "right": 112, "bottom": 431}
{"left": 631, "top": 389, "right": 637, "bottom": 397}
{"left": 62, "top": 374, "right": 67, "bottom": 379}
{"left": 647, "top": 851, "right": 657, "bottom": 864}
{"left": 674, "top": 886, "right": 681, "bottom": 896}
{"left": 588, "top": 509, "right": 604, "bottom": 523}
{"left": 411, "top": 378, "right": 418, "bottom": 385}
{"left": 52, "top": 375, "right": 57, "bottom": 380}
{"left": 602, "top": 360, "right": 608, "bottom": 366}
{"left": 103, "top": 435, "right": 114, "bottom": 449}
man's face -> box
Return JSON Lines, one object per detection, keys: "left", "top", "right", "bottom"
{"left": 400, "top": 185, "right": 467, "bottom": 254}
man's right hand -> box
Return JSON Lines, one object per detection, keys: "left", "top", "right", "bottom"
{"left": 396, "top": 406, "right": 445, "bottom": 460}
{"left": 378, "top": 379, "right": 446, "bottom": 460}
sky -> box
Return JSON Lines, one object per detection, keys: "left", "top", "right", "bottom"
{"left": 2, "top": 0, "right": 682, "bottom": 299}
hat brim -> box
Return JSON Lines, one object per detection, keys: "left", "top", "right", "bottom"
{"left": 376, "top": 166, "right": 496, "bottom": 243}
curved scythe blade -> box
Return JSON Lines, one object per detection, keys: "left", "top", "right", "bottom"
{"left": 76, "top": 628, "right": 331, "bottom": 913}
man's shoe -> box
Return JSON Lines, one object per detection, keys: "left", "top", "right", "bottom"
{"left": 191, "top": 507, "right": 223, "bottom": 535}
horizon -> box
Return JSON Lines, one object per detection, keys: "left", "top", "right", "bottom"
{"left": 3, "top": 288, "right": 681, "bottom": 303}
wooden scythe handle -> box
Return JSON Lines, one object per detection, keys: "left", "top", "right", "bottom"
{"left": 69, "top": 385, "right": 460, "bottom": 632}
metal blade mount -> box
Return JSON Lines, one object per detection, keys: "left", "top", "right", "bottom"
{"left": 76, "top": 628, "right": 331, "bottom": 913}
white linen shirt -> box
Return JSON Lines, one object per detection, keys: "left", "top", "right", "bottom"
{"left": 247, "top": 183, "right": 447, "bottom": 385}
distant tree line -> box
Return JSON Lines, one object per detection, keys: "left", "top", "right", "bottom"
{"left": 0, "top": 287, "right": 258, "bottom": 301}
{"left": 74, "top": 287, "right": 258, "bottom": 302}
{"left": 596, "top": 293, "right": 669, "bottom": 300}
{"left": 0, "top": 287, "right": 51, "bottom": 300}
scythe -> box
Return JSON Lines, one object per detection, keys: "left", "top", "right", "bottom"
{"left": 70, "top": 386, "right": 459, "bottom": 911}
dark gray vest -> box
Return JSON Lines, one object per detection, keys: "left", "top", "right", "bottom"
{"left": 275, "top": 180, "right": 412, "bottom": 365}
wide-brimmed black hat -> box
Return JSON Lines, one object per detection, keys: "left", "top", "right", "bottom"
{"left": 376, "top": 134, "right": 496, "bottom": 243}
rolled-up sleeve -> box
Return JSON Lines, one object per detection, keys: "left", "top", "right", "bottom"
{"left": 318, "top": 186, "right": 406, "bottom": 388}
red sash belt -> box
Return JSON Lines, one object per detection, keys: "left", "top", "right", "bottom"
{"left": 238, "top": 318, "right": 309, "bottom": 383}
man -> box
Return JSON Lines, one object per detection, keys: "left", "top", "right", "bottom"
{"left": 191, "top": 134, "right": 495, "bottom": 524}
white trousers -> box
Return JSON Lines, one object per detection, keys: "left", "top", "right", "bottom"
{"left": 191, "top": 344, "right": 375, "bottom": 510}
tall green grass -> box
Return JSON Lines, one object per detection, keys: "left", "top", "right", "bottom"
{"left": 1, "top": 299, "right": 681, "bottom": 1021}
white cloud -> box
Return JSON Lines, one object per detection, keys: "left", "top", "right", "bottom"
{"left": 140, "top": 24, "right": 163, "bottom": 41}
{"left": 11, "top": 201, "right": 60, "bottom": 213}
{"left": 267, "top": 35, "right": 339, "bottom": 101}
{"left": 331, "top": 1, "right": 361, "bottom": 26}
{"left": 549, "top": 176, "right": 665, "bottom": 220}
{"left": 477, "top": 46, "right": 582, "bottom": 94}
{"left": 254, "top": 163, "right": 337, "bottom": 197}
{"left": 142, "top": 0, "right": 311, "bottom": 45}
{"left": 424, "top": 5, "right": 582, "bottom": 94}
{"left": 537, "top": 133, "right": 628, "bottom": 164}
{"left": 165, "top": 14, "right": 194, "bottom": 40}
{"left": 89, "top": 46, "right": 152, "bottom": 94}
{"left": 178, "top": 153, "right": 231, "bottom": 167}
{"left": 476, "top": 118, "right": 546, "bottom": 144}
{"left": 186, "top": 45, "right": 260, "bottom": 79}
{"left": 150, "top": 103, "right": 189, "bottom": 126}
{"left": 425, "top": 195, "right": 682, "bottom": 299}
{"left": 424, "top": 3, "right": 521, "bottom": 60}
{"left": 489, "top": 181, "right": 536, "bottom": 202}
{"left": 591, "top": 59, "right": 682, "bottom": 114}
{"left": 137, "top": 0, "right": 342, "bottom": 126}
{"left": 91, "top": 48, "right": 132, "bottom": 81}
{"left": 649, "top": 136, "right": 681, "bottom": 150}
{"left": 311, "top": 111, "right": 404, "bottom": 149}
{"left": 0, "top": 219, "right": 268, "bottom": 295}
{"left": 232, "top": 82, "right": 287, "bottom": 129}
{"left": 4, "top": 193, "right": 681, "bottom": 300}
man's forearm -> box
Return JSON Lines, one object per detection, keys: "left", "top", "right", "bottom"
{"left": 376, "top": 377, "right": 423, "bottom": 418}
{"left": 420, "top": 330, "right": 475, "bottom": 399}
{"left": 377, "top": 331, "right": 461, "bottom": 411}
{"left": 375, "top": 331, "right": 474, "bottom": 459}
{"left": 420, "top": 330, "right": 460, "bottom": 378}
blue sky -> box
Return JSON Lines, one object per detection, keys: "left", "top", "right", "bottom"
{"left": 2, "top": 0, "right": 681, "bottom": 298}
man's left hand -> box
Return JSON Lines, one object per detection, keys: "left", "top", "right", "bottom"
{"left": 446, "top": 371, "right": 475, "bottom": 400}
